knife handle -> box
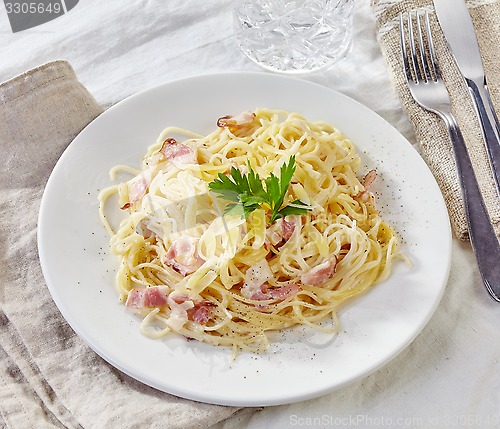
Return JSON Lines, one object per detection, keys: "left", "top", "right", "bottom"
{"left": 444, "top": 111, "right": 500, "bottom": 301}
{"left": 467, "top": 77, "right": 500, "bottom": 198}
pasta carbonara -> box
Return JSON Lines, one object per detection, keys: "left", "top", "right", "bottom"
{"left": 98, "top": 109, "right": 403, "bottom": 354}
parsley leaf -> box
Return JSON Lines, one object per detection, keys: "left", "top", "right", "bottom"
{"left": 208, "top": 156, "right": 312, "bottom": 224}
{"left": 274, "top": 200, "right": 311, "bottom": 220}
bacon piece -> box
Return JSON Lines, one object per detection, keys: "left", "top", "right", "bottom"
{"left": 129, "top": 177, "right": 148, "bottom": 201}
{"left": 363, "top": 169, "right": 377, "bottom": 189}
{"left": 265, "top": 216, "right": 298, "bottom": 248}
{"left": 244, "top": 284, "right": 270, "bottom": 302}
{"left": 125, "top": 290, "right": 145, "bottom": 308}
{"left": 265, "top": 224, "right": 283, "bottom": 247}
{"left": 217, "top": 111, "right": 256, "bottom": 129}
{"left": 135, "top": 219, "right": 154, "bottom": 238}
{"left": 267, "top": 283, "right": 301, "bottom": 300}
{"left": 243, "top": 283, "right": 301, "bottom": 309}
{"left": 169, "top": 294, "right": 214, "bottom": 325}
{"left": 125, "top": 286, "right": 169, "bottom": 308}
{"left": 241, "top": 259, "right": 301, "bottom": 305}
{"left": 160, "top": 138, "right": 197, "bottom": 167}
{"left": 165, "top": 294, "right": 194, "bottom": 331}
{"left": 187, "top": 302, "right": 215, "bottom": 324}
{"left": 281, "top": 216, "right": 298, "bottom": 241}
{"left": 121, "top": 179, "right": 148, "bottom": 209}
{"left": 301, "top": 257, "right": 337, "bottom": 286}
{"left": 241, "top": 260, "right": 274, "bottom": 299}
{"left": 165, "top": 236, "right": 204, "bottom": 276}
{"left": 143, "top": 288, "right": 167, "bottom": 307}
{"left": 170, "top": 294, "right": 192, "bottom": 305}
{"left": 121, "top": 168, "right": 155, "bottom": 210}
{"left": 355, "top": 169, "right": 377, "bottom": 203}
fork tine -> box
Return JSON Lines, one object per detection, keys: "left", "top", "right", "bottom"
{"left": 424, "top": 11, "right": 441, "bottom": 80}
{"left": 415, "top": 11, "right": 431, "bottom": 82}
{"left": 399, "top": 12, "right": 412, "bottom": 80}
{"left": 399, "top": 13, "right": 414, "bottom": 83}
{"left": 407, "top": 12, "right": 422, "bottom": 83}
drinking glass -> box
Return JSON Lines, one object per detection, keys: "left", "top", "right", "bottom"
{"left": 233, "top": 0, "right": 354, "bottom": 74}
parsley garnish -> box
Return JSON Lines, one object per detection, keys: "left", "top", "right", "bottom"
{"left": 208, "top": 155, "right": 311, "bottom": 224}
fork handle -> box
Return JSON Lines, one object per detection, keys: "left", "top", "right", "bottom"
{"left": 443, "top": 112, "right": 500, "bottom": 301}
{"left": 467, "top": 77, "right": 500, "bottom": 199}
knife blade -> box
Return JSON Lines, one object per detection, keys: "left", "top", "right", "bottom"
{"left": 433, "top": 0, "right": 500, "bottom": 198}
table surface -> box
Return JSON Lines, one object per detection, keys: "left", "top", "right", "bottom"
{"left": 2, "top": 1, "right": 499, "bottom": 428}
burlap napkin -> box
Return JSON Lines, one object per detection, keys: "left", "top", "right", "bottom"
{"left": 0, "top": 61, "right": 239, "bottom": 428}
{"left": 371, "top": 0, "right": 500, "bottom": 240}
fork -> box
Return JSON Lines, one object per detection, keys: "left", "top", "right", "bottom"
{"left": 400, "top": 11, "right": 500, "bottom": 302}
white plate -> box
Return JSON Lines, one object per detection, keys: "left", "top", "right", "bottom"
{"left": 38, "top": 72, "right": 451, "bottom": 406}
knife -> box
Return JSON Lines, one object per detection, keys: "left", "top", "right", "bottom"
{"left": 433, "top": 0, "right": 500, "bottom": 198}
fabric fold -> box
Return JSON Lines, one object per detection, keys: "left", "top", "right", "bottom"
{"left": 0, "top": 60, "right": 238, "bottom": 428}
{"left": 371, "top": 0, "right": 500, "bottom": 240}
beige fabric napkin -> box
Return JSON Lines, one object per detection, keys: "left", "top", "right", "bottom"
{"left": 371, "top": 0, "right": 500, "bottom": 240}
{"left": 0, "top": 61, "right": 238, "bottom": 428}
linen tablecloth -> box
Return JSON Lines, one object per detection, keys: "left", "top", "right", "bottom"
{"left": 1, "top": 1, "right": 500, "bottom": 428}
